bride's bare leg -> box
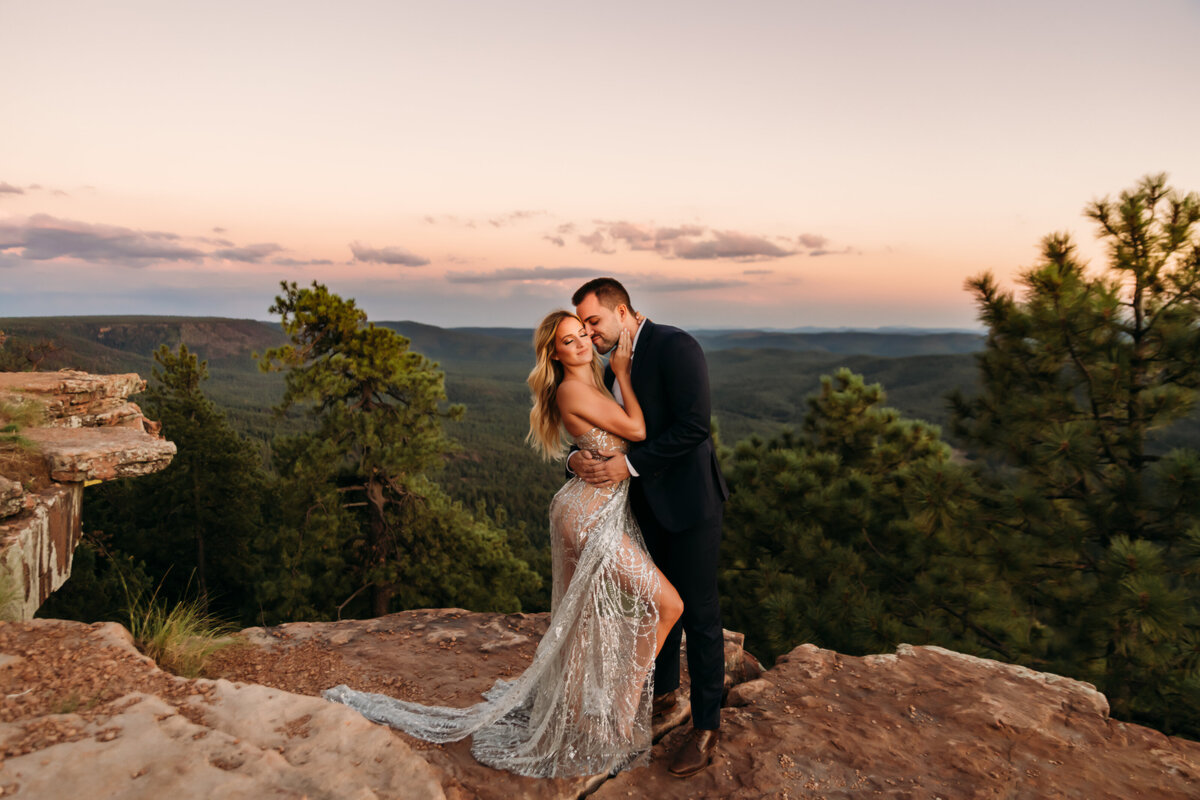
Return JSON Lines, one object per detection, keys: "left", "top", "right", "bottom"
{"left": 611, "top": 534, "right": 684, "bottom": 740}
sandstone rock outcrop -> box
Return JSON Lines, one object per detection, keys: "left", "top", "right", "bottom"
{"left": 4, "top": 610, "right": 1192, "bottom": 799}
{"left": 0, "top": 619, "right": 446, "bottom": 799}
{"left": 0, "top": 370, "right": 175, "bottom": 619}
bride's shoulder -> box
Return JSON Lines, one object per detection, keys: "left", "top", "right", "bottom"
{"left": 556, "top": 378, "right": 602, "bottom": 403}
{"left": 558, "top": 376, "right": 603, "bottom": 392}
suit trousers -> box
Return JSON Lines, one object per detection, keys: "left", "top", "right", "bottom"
{"left": 632, "top": 487, "right": 724, "bottom": 731}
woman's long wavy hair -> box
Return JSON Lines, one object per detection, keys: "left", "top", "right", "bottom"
{"left": 526, "top": 310, "right": 606, "bottom": 461}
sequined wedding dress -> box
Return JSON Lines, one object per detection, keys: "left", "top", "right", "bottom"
{"left": 323, "top": 426, "right": 662, "bottom": 777}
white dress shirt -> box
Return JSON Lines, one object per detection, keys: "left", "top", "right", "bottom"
{"left": 611, "top": 320, "right": 646, "bottom": 477}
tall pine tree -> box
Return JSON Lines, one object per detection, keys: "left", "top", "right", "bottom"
{"left": 42, "top": 343, "right": 268, "bottom": 623}
{"left": 952, "top": 174, "right": 1200, "bottom": 736}
{"left": 258, "top": 281, "right": 539, "bottom": 620}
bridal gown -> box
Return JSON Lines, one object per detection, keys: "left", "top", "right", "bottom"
{"left": 323, "top": 426, "right": 663, "bottom": 777}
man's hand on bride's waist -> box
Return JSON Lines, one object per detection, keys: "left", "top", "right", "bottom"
{"left": 568, "top": 448, "right": 630, "bottom": 487}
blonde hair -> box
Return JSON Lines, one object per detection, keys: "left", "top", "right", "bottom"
{"left": 526, "top": 310, "right": 606, "bottom": 460}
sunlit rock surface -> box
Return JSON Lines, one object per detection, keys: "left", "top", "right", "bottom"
{"left": 3, "top": 610, "right": 1193, "bottom": 799}
{"left": 0, "top": 619, "right": 445, "bottom": 799}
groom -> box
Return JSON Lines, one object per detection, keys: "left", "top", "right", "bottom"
{"left": 567, "top": 277, "right": 729, "bottom": 778}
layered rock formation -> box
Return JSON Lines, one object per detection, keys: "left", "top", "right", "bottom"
{"left": 0, "top": 371, "right": 175, "bottom": 619}
{"left": 2, "top": 610, "right": 1196, "bottom": 799}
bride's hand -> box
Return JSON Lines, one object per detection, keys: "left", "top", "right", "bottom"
{"left": 609, "top": 328, "right": 633, "bottom": 375}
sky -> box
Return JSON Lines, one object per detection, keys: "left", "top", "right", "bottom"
{"left": 2, "top": 0, "right": 1199, "bottom": 330}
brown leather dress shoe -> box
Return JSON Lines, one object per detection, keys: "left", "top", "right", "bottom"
{"left": 667, "top": 728, "right": 719, "bottom": 778}
{"left": 651, "top": 689, "right": 679, "bottom": 718}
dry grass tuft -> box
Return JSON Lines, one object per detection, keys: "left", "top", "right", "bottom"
{"left": 125, "top": 582, "right": 237, "bottom": 678}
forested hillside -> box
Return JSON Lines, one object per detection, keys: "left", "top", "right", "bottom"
{"left": 0, "top": 313, "right": 985, "bottom": 547}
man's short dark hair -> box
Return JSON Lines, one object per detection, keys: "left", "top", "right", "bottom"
{"left": 572, "top": 277, "right": 636, "bottom": 314}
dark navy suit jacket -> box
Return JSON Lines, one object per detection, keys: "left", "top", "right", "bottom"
{"left": 602, "top": 320, "right": 728, "bottom": 532}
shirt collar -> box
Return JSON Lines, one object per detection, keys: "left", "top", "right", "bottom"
{"left": 631, "top": 318, "right": 647, "bottom": 355}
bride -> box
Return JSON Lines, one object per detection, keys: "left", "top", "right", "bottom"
{"left": 324, "top": 309, "right": 683, "bottom": 777}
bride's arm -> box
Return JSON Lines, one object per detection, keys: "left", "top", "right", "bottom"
{"left": 558, "top": 382, "right": 646, "bottom": 441}
{"left": 557, "top": 329, "right": 645, "bottom": 441}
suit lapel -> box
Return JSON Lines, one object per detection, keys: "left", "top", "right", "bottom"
{"left": 630, "top": 320, "right": 655, "bottom": 390}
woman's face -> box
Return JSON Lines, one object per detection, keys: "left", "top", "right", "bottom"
{"left": 553, "top": 316, "right": 593, "bottom": 367}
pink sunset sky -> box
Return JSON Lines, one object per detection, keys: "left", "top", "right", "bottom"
{"left": 2, "top": 0, "right": 1199, "bottom": 329}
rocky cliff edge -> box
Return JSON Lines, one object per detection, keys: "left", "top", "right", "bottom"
{"left": 2, "top": 609, "right": 1197, "bottom": 799}
{"left": 0, "top": 370, "right": 175, "bottom": 620}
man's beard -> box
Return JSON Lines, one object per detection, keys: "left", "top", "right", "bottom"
{"left": 592, "top": 334, "right": 617, "bottom": 355}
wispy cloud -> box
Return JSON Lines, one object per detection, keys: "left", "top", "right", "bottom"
{"left": 673, "top": 230, "right": 793, "bottom": 261}
{"left": 743, "top": 268, "right": 773, "bottom": 275}
{"left": 488, "top": 209, "right": 546, "bottom": 227}
{"left": 423, "top": 213, "right": 476, "bottom": 228}
{"left": 1, "top": 182, "right": 72, "bottom": 198}
{"left": 349, "top": 241, "right": 430, "bottom": 267}
{"left": 632, "top": 277, "right": 749, "bottom": 292}
{"left": 797, "top": 233, "right": 827, "bottom": 249}
{"left": 446, "top": 266, "right": 597, "bottom": 284}
{"left": 271, "top": 256, "right": 336, "bottom": 267}
{"left": 424, "top": 210, "right": 547, "bottom": 229}
{"left": 578, "top": 230, "right": 616, "bottom": 254}
{"left": 543, "top": 235, "right": 566, "bottom": 247}
{"left": 576, "top": 221, "right": 810, "bottom": 262}
{"left": 0, "top": 214, "right": 207, "bottom": 263}
{"left": 213, "top": 242, "right": 284, "bottom": 262}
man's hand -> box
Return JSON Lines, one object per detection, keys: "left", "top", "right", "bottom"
{"left": 570, "top": 448, "right": 631, "bottom": 487}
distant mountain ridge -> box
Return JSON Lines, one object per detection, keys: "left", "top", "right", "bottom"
{"left": 0, "top": 316, "right": 983, "bottom": 373}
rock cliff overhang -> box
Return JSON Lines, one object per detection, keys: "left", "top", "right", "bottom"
{"left": 0, "top": 370, "right": 175, "bottom": 619}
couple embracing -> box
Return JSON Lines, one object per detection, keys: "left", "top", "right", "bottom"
{"left": 325, "top": 277, "right": 729, "bottom": 780}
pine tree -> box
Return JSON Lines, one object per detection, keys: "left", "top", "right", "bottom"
{"left": 952, "top": 174, "right": 1200, "bottom": 736}
{"left": 721, "top": 369, "right": 1017, "bottom": 664}
{"left": 258, "top": 281, "right": 540, "bottom": 620}
{"left": 44, "top": 343, "right": 269, "bottom": 623}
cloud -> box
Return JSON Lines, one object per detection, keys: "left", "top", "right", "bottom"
{"left": 446, "top": 266, "right": 598, "bottom": 284}
{"left": 810, "top": 246, "right": 855, "bottom": 257}
{"left": 349, "top": 241, "right": 430, "bottom": 267}
{"left": 423, "top": 214, "right": 473, "bottom": 227}
{"left": 213, "top": 242, "right": 284, "bottom": 262}
{"left": 212, "top": 226, "right": 227, "bottom": 234}
{"left": 577, "top": 221, "right": 800, "bottom": 262}
{"left": 488, "top": 209, "right": 546, "bottom": 228}
{"left": 743, "top": 268, "right": 773, "bottom": 275}
{"left": 673, "top": 230, "right": 793, "bottom": 261}
{"left": 2, "top": 182, "right": 71, "bottom": 197}
{"left": 633, "top": 277, "right": 749, "bottom": 292}
{"left": 578, "top": 230, "right": 617, "bottom": 254}
{"left": 543, "top": 235, "right": 565, "bottom": 247}
{"left": 797, "top": 233, "right": 828, "bottom": 249}
{"left": 425, "top": 212, "right": 549, "bottom": 229}
{"left": 0, "top": 214, "right": 207, "bottom": 263}
{"left": 270, "top": 257, "right": 336, "bottom": 267}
